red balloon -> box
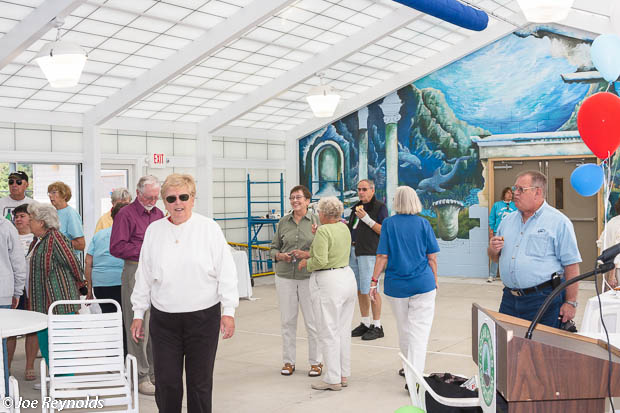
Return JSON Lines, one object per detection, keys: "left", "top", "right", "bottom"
{"left": 577, "top": 92, "right": 620, "bottom": 159}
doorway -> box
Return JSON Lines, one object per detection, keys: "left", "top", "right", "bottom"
{"left": 491, "top": 157, "right": 598, "bottom": 272}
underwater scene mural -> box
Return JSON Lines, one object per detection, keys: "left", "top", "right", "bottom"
{"left": 298, "top": 27, "right": 603, "bottom": 276}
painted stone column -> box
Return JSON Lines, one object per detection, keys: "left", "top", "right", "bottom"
{"left": 379, "top": 92, "right": 402, "bottom": 213}
{"left": 358, "top": 107, "right": 369, "bottom": 182}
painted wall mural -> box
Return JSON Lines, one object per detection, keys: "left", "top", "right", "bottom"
{"left": 298, "top": 27, "right": 604, "bottom": 276}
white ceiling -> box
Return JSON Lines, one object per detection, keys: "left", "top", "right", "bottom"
{"left": 0, "top": 0, "right": 614, "bottom": 139}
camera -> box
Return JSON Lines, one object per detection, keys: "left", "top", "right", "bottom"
{"left": 559, "top": 318, "right": 577, "bottom": 333}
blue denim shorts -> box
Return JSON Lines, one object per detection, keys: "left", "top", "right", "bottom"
{"left": 349, "top": 246, "right": 376, "bottom": 294}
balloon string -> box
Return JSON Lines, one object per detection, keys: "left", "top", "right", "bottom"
{"left": 602, "top": 152, "right": 619, "bottom": 292}
{"left": 606, "top": 82, "right": 612, "bottom": 93}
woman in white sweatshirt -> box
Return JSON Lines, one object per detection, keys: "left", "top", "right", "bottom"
{"left": 130, "top": 173, "right": 238, "bottom": 413}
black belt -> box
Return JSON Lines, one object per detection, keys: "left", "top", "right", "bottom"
{"left": 509, "top": 280, "right": 554, "bottom": 296}
{"left": 315, "top": 266, "right": 346, "bottom": 272}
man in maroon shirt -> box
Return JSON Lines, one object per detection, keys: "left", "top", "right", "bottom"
{"left": 110, "top": 175, "right": 163, "bottom": 395}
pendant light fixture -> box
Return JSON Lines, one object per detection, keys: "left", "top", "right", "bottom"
{"left": 516, "top": 0, "right": 575, "bottom": 23}
{"left": 306, "top": 73, "right": 341, "bottom": 118}
{"left": 34, "top": 18, "right": 88, "bottom": 88}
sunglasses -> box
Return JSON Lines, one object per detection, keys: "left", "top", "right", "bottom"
{"left": 357, "top": 187, "right": 370, "bottom": 192}
{"left": 8, "top": 179, "right": 23, "bottom": 185}
{"left": 165, "top": 194, "right": 190, "bottom": 203}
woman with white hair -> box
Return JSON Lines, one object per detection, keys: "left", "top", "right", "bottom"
{"left": 95, "top": 187, "right": 132, "bottom": 233}
{"left": 369, "top": 186, "right": 439, "bottom": 376}
{"left": 299, "top": 196, "right": 356, "bottom": 391}
{"left": 27, "top": 202, "right": 85, "bottom": 368}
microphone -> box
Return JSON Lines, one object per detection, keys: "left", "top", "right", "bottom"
{"left": 597, "top": 243, "right": 620, "bottom": 266}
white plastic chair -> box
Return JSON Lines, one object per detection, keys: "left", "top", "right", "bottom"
{"left": 7, "top": 376, "right": 21, "bottom": 413}
{"left": 399, "top": 352, "right": 480, "bottom": 411}
{"left": 41, "top": 299, "right": 138, "bottom": 413}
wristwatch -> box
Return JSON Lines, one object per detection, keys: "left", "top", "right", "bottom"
{"left": 565, "top": 300, "right": 578, "bottom": 308}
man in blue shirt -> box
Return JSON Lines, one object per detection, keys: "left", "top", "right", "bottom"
{"left": 488, "top": 171, "right": 581, "bottom": 328}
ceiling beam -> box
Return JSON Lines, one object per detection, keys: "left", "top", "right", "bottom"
{"left": 560, "top": 8, "right": 611, "bottom": 35}
{"left": 0, "top": 0, "right": 86, "bottom": 70}
{"left": 287, "top": 18, "right": 520, "bottom": 141}
{"left": 84, "top": 0, "right": 296, "bottom": 126}
{"left": 213, "top": 126, "right": 286, "bottom": 140}
{"left": 201, "top": 7, "right": 423, "bottom": 133}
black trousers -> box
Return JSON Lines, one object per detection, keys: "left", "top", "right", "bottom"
{"left": 150, "top": 304, "right": 220, "bottom": 413}
{"left": 93, "top": 285, "right": 127, "bottom": 356}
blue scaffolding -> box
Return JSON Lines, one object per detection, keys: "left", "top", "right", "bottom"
{"left": 246, "top": 173, "right": 284, "bottom": 278}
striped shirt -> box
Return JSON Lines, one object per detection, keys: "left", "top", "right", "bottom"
{"left": 29, "top": 229, "right": 84, "bottom": 315}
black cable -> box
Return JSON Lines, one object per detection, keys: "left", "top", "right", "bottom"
{"left": 593, "top": 265, "right": 615, "bottom": 412}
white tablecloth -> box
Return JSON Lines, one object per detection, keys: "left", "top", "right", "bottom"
{"left": 581, "top": 289, "right": 620, "bottom": 334}
{"left": 232, "top": 249, "right": 252, "bottom": 299}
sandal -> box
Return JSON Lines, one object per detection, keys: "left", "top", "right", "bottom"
{"left": 24, "top": 368, "right": 36, "bottom": 381}
{"left": 281, "top": 363, "right": 295, "bottom": 376}
{"left": 308, "top": 363, "right": 323, "bottom": 377}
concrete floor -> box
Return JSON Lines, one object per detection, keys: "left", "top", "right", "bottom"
{"left": 8, "top": 277, "right": 601, "bottom": 412}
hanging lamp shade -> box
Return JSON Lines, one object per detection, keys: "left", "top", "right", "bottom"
{"left": 306, "top": 83, "right": 341, "bottom": 118}
{"left": 516, "top": 0, "right": 575, "bottom": 23}
{"left": 34, "top": 40, "right": 87, "bottom": 88}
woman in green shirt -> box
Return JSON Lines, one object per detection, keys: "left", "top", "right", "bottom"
{"left": 299, "top": 196, "right": 356, "bottom": 391}
{"left": 270, "top": 185, "right": 322, "bottom": 377}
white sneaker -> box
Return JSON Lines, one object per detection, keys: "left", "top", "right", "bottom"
{"left": 487, "top": 276, "right": 494, "bottom": 283}
{"left": 138, "top": 380, "right": 156, "bottom": 395}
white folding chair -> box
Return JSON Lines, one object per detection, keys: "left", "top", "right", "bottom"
{"left": 7, "top": 376, "right": 20, "bottom": 413}
{"left": 41, "top": 299, "right": 138, "bottom": 413}
{"left": 399, "top": 352, "right": 480, "bottom": 411}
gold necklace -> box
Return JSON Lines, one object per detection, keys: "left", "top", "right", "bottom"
{"left": 170, "top": 221, "right": 183, "bottom": 244}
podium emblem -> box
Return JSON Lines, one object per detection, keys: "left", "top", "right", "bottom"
{"left": 478, "top": 321, "right": 496, "bottom": 409}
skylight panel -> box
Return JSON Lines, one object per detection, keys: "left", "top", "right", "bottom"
{"left": 174, "top": 96, "right": 206, "bottom": 106}
{"left": 214, "top": 70, "right": 247, "bottom": 82}
{"left": 346, "top": 84, "right": 369, "bottom": 94}
{"left": 4, "top": 76, "right": 47, "bottom": 89}
{"left": 70, "top": 3, "right": 99, "bottom": 18}
{"left": 146, "top": 2, "right": 193, "bottom": 20}
{"left": 278, "top": 91, "right": 304, "bottom": 101}
{"left": 376, "top": 36, "right": 403, "bottom": 49}
{"left": 411, "top": 33, "right": 435, "bottom": 47}
{"left": 231, "top": 38, "right": 266, "bottom": 52}
{"left": 323, "top": 68, "right": 345, "bottom": 79}
{"left": 325, "top": 4, "right": 357, "bottom": 21}
{"left": 296, "top": 0, "right": 331, "bottom": 14}
{"left": 202, "top": 79, "right": 234, "bottom": 90}
{"left": 88, "top": 49, "right": 128, "bottom": 65}
{"left": 330, "top": 21, "right": 361, "bottom": 36}
{"left": 177, "top": 114, "right": 203, "bottom": 122}
{"left": 132, "top": 101, "right": 170, "bottom": 111}
{"left": 277, "top": 6, "right": 314, "bottom": 24}
{"left": 134, "top": 45, "right": 176, "bottom": 60}
{"left": 187, "top": 66, "right": 220, "bottom": 79}
{"left": 162, "top": 104, "right": 194, "bottom": 114}
{"left": 159, "top": 84, "right": 193, "bottom": 96}
{"left": 0, "top": 97, "right": 23, "bottom": 108}
{"left": 123, "top": 55, "right": 161, "bottom": 69}
{"left": 426, "top": 26, "right": 450, "bottom": 39}
{"left": 150, "top": 35, "right": 192, "bottom": 50}
{"left": 150, "top": 112, "right": 181, "bottom": 121}
{"left": 255, "top": 67, "right": 285, "bottom": 79}
{"left": 0, "top": 86, "right": 34, "bottom": 99}
{"left": 187, "top": 88, "right": 219, "bottom": 99}
{"left": 203, "top": 100, "right": 230, "bottom": 109}
{"left": 106, "top": 65, "right": 147, "bottom": 79}
{"left": 289, "top": 24, "right": 323, "bottom": 39}
{"left": 182, "top": 11, "right": 225, "bottom": 28}
{"left": 30, "top": 90, "right": 72, "bottom": 102}
{"left": 215, "top": 48, "right": 252, "bottom": 61}
{"left": 273, "top": 108, "right": 298, "bottom": 117}
{"left": 166, "top": 25, "right": 205, "bottom": 40}
{"left": 494, "top": 5, "right": 517, "bottom": 18}
{"left": 339, "top": 73, "right": 364, "bottom": 84}
{"left": 80, "top": 85, "right": 119, "bottom": 97}
{"left": 145, "top": 93, "right": 180, "bottom": 103}
{"left": 173, "top": 75, "right": 206, "bottom": 87}
{"left": 363, "top": 44, "right": 389, "bottom": 57}
{"left": 264, "top": 99, "right": 288, "bottom": 108}
{"left": 190, "top": 107, "right": 218, "bottom": 116}
{"left": 346, "top": 13, "right": 377, "bottom": 27}
{"left": 241, "top": 75, "right": 272, "bottom": 86}
{"left": 246, "top": 27, "right": 283, "bottom": 43}
{"left": 261, "top": 16, "right": 299, "bottom": 33}
{"left": 427, "top": 40, "right": 452, "bottom": 52}
{"left": 200, "top": 57, "right": 236, "bottom": 70}
{"left": 414, "top": 47, "right": 438, "bottom": 58}
{"left": 58, "top": 30, "right": 106, "bottom": 48}
{"left": 407, "top": 19, "right": 433, "bottom": 33}
{"left": 11, "top": 66, "right": 45, "bottom": 79}
{"left": 20, "top": 100, "right": 60, "bottom": 111}
{"left": 1, "top": 2, "right": 36, "bottom": 20}
{"left": 262, "top": 115, "right": 288, "bottom": 123}
{"left": 285, "top": 102, "right": 307, "bottom": 111}
{"left": 215, "top": 92, "right": 243, "bottom": 102}
{"left": 253, "top": 121, "right": 278, "bottom": 129}
{"left": 101, "top": 0, "right": 157, "bottom": 14}
{"left": 122, "top": 109, "right": 155, "bottom": 118}
{"left": 314, "top": 31, "right": 345, "bottom": 45}
{"left": 284, "top": 50, "right": 313, "bottom": 63}
{"left": 67, "top": 95, "right": 107, "bottom": 105}
{"left": 363, "top": 3, "right": 395, "bottom": 18}
{"left": 273, "top": 34, "right": 306, "bottom": 49}
{"left": 199, "top": 1, "right": 241, "bottom": 18}
{"left": 297, "top": 40, "right": 329, "bottom": 54}
{"left": 245, "top": 54, "right": 277, "bottom": 66}
{"left": 397, "top": 42, "right": 422, "bottom": 54}
{"left": 305, "top": 15, "right": 339, "bottom": 31}
{"left": 337, "top": 0, "right": 375, "bottom": 12}
{"left": 270, "top": 58, "right": 298, "bottom": 71}
{"left": 55, "top": 103, "right": 92, "bottom": 113}
{"left": 282, "top": 117, "right": 306, "bottom": 125}
{"left": 389, "top": 62, "right": 410, "bottom": 72}
{"left": 72, "top": 19, "right": 122, "bottom": 37}
{"left": 350, "top": 65, "right": 377, "bottom": 77}
{"left": 88, "top": 7, "right": 137, "bottom": 26}
{"left": 228, "top": 62, "right": 261, "bottom": 75}
{"left": 382, "top": 49, "right": 408, "bottom": 62}
{"left": 358, "top": 77, "right": 381, "bottom": 87}
{"left": 130, "top": 16, "right": 174, "bottom": 32}
{"left": 400, "top": 55, "right": 423, "bottom": 66}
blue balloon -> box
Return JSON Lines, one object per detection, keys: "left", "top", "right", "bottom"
{"left": 591, "top": 34, "right": 620, "bottom": 82}
{"left": 570, "top": 164, "right": 604, "bottom": 197}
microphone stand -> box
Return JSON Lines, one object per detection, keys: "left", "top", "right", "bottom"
{"left": 525, "top": 261, "right": 615, "bottom": 339}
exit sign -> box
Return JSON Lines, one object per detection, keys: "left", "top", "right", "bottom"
{"left": 150, "top": 153, "right": 166, "bottom": 168}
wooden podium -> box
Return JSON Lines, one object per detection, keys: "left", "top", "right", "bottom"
{"left": 472, "top": 303, "right": 620, "bottom": 413}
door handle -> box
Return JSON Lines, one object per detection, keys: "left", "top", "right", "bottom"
{"left": 569, "top": 217, "right": 596, "bottom": 222}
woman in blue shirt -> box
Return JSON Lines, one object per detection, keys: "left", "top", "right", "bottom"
{"left": 369, "top": 186, "right": 439, "bottom": 376}
{"left": 488, "top": 187, "right": 516, "bottom": 282}
{"left": 47, "top": 181, "right": 85, "bottom": 255}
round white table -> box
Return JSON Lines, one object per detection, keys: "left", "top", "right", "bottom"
{"left": 0, "top": 309, "right": 47, "bottom": 407}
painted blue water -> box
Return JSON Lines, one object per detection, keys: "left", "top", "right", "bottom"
{"left": 414, "top": 34, "right": 590, "bottom": 134}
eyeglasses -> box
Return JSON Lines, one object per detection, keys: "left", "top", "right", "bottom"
{"left": 8, "top": 179, "right": 23, "bottom": 185}
{"left": 511, "top": 185, "right": 539, "bottom": 194}
{"left": 289, "top": 196, "right": 305, "bottom": 201}
{"left": 165, "top": 194, "right": 190, "bottom": 203}
{"left": 47, "top": 191, "right": 58, "bottom": 196}
{"left": 357, "top": 187, "right": 370, "bottom": 192}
